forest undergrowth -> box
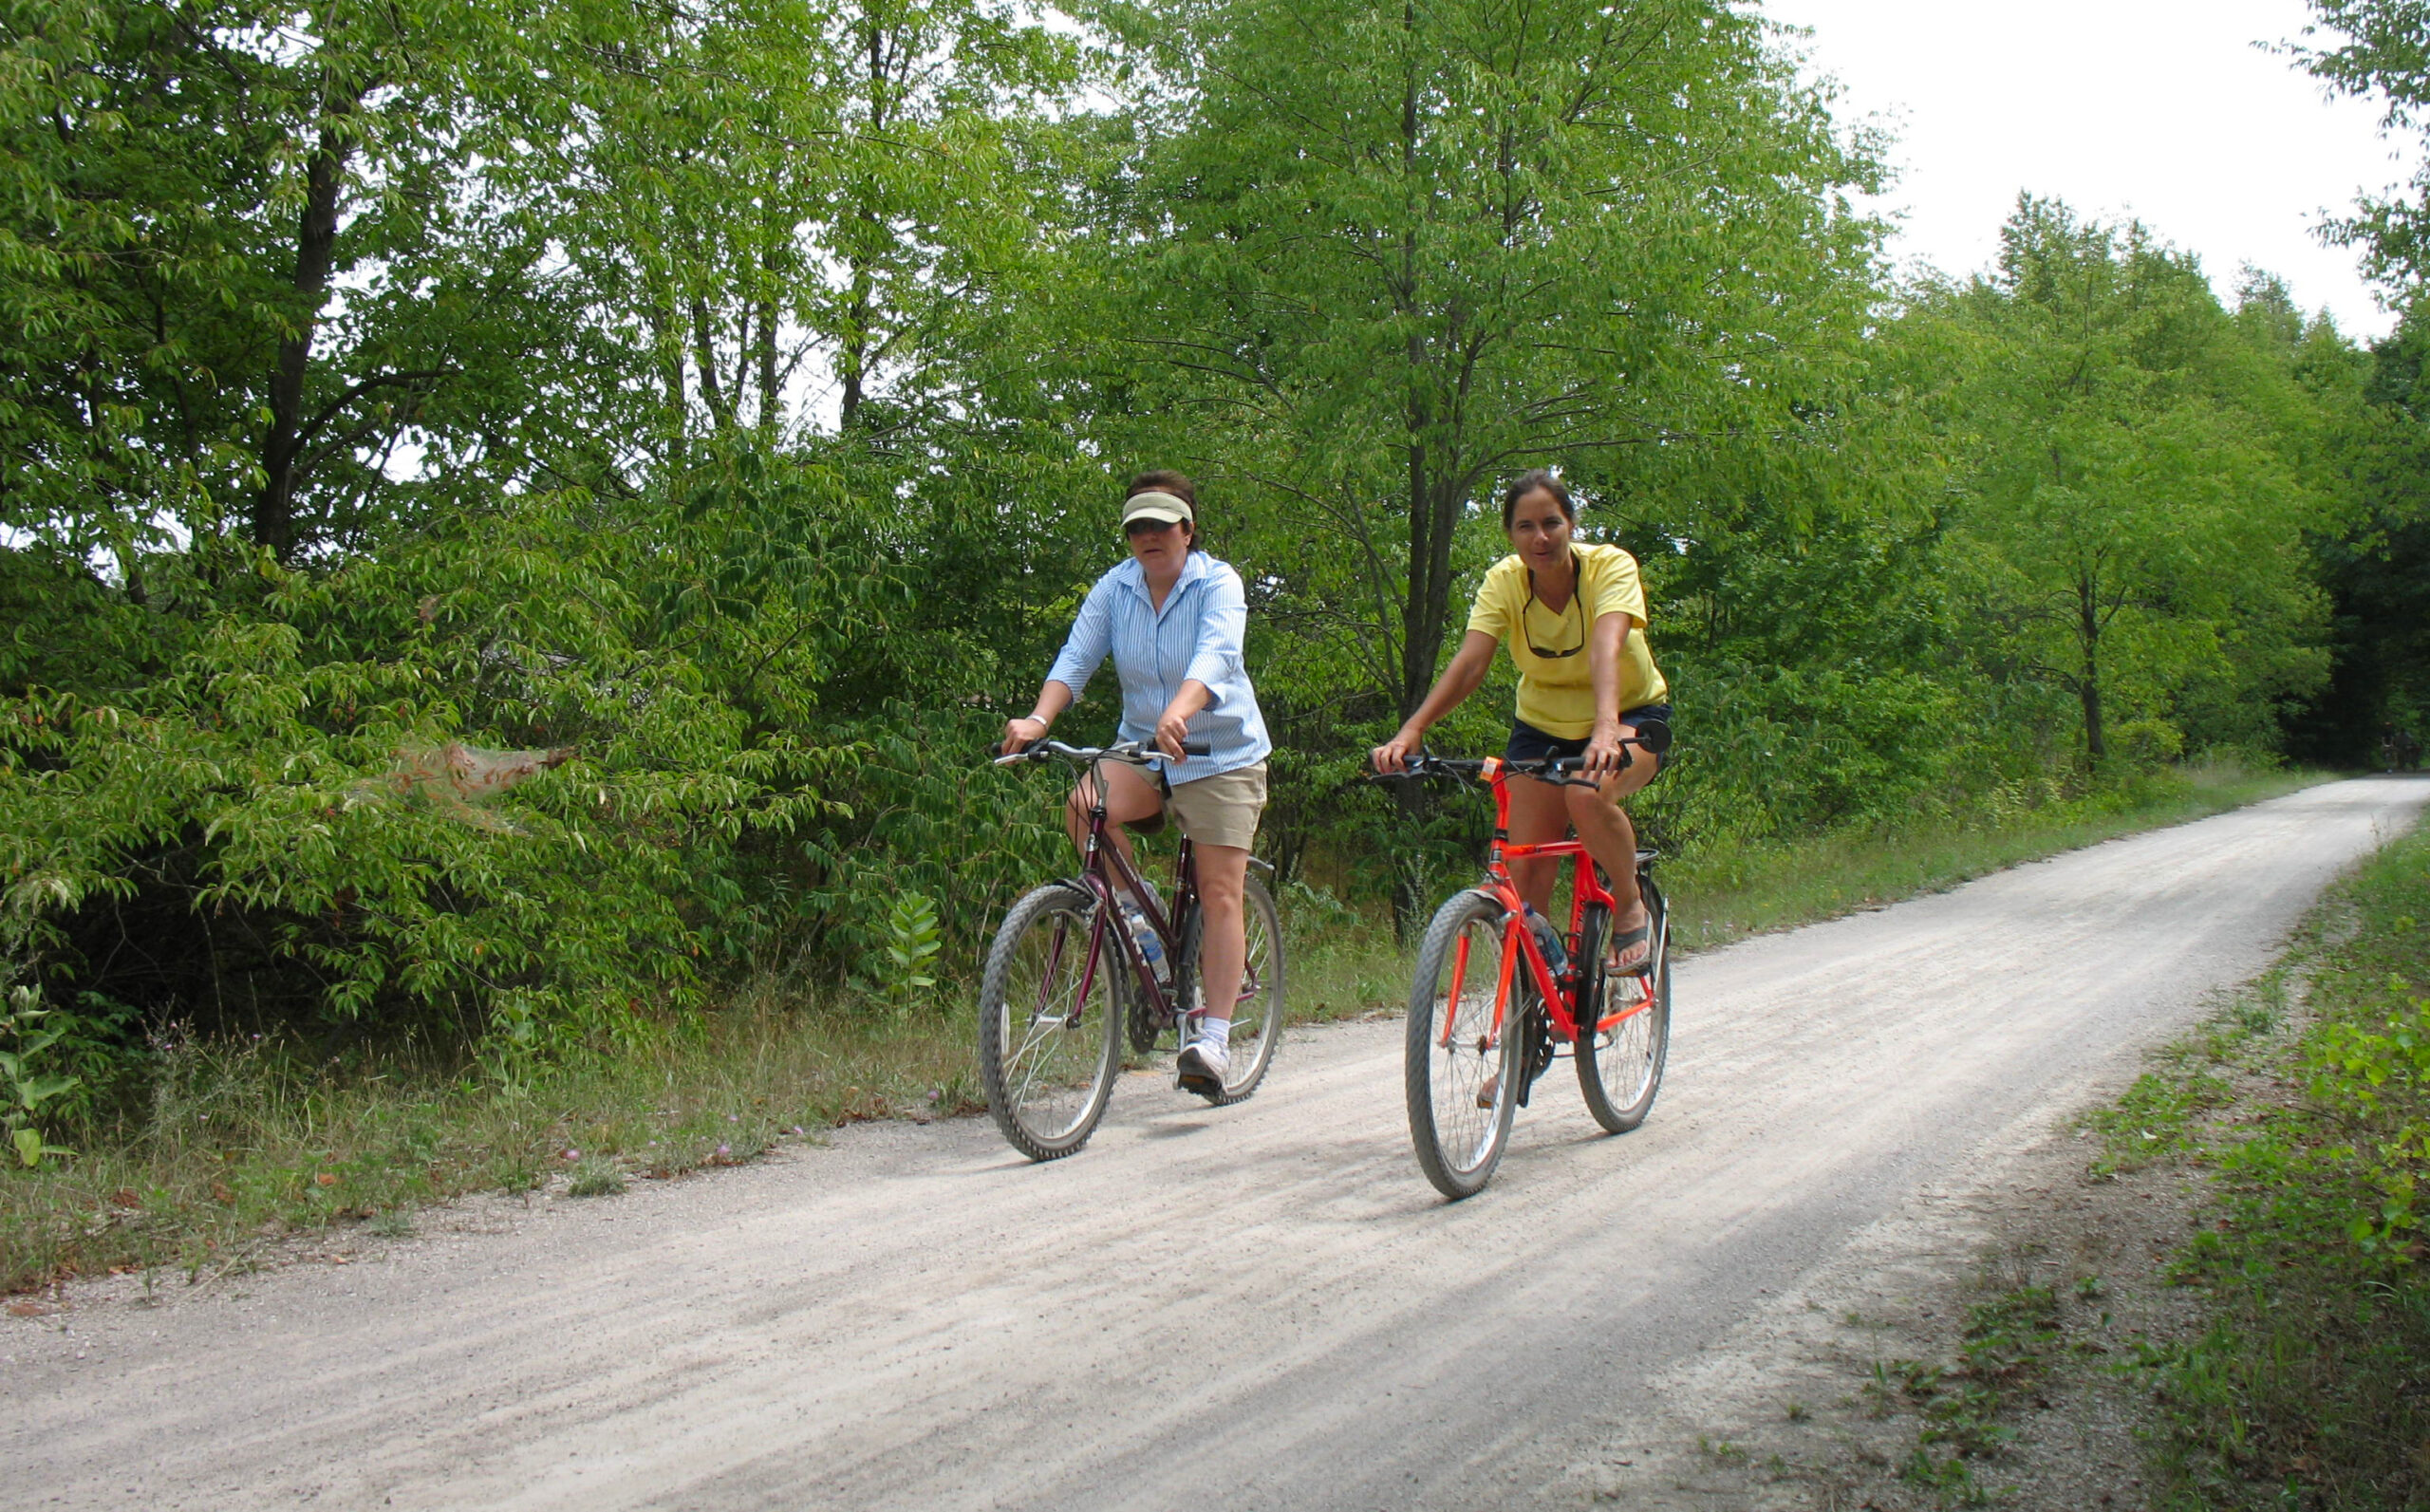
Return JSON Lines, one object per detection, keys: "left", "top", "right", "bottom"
{"left": 0, "top": 757, "right": 2325, "bottom": 1296}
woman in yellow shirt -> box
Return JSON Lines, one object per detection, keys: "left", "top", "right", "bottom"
{"left": 1372, "top": 470, "right": 1670, "bottom": 971}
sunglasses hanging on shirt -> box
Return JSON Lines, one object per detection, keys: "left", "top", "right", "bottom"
{"left": 1523, "top": 551, "right": 1586, "bottom": 660}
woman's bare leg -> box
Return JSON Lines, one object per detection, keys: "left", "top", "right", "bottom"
{"left": 1066, "top": 762, "right": 1166, "bottom": 880}
{"left": 1189, "top": 842, "right": 1250, "bottom": 1030}
{"left": 1504, "top": 775, "right": 1571, "bottom": 915}
{"left": 1565, "top": 749, "right": 1660, "bottom": 967}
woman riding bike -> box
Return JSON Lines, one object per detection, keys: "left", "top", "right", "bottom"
{"left": 1000, "top": 472, "right": 1272, "bottom": 1095}
{"left": 1372, "top": 469, "right": 1669, "bottom": 974}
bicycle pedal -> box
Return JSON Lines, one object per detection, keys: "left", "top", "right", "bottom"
{"left": 1174, "top": 1070, "right": 1224, "bottom": 1100}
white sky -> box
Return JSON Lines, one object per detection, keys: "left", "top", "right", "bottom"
{"left": 1765, "top": 0, "right": 2417, "bottom": 339}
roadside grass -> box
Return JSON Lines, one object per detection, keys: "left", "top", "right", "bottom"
{"left": 0, "top": 757, "right": 2341, "bottom": 1296}
{"left": 1865, "top": 1238, "right": 2151, "bottom": 1509}
{"left": 2118, "top": 818, "right": 2430, "bottom": 1510}
{"left": 2080, "top": 970, "right": 2293, "bottom": 1181}
{"left": 1663, "top": 757, "right": 2327, "bottom": 954}
{"left": 0, "top": 986, "right": 981, "bottom": 1295}
{"left": 1852, "top": 1265, "right": 2065, "bottom": 1506}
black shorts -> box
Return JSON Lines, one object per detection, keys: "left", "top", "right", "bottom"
{"left": 1504, "top": 705, "right": 1672, "bottom": 768}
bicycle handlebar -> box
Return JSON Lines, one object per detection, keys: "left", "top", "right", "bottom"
{"left": 1368, "top": 719, "right": 1671, "bottom": 790}
{"left": 1371, "top": 754, "right": 1607, "bottom": 788}
{"left": 991, "top": 737, "right": 1213, "bottom": 768}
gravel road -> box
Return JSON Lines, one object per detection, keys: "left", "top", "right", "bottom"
{"left": 9, "top": 777, "right": 2424, "bottom": 1511}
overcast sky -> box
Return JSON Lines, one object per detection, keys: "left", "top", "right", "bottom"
{"left": 1764, "top": 0, "right": 2415, "bottom": 338}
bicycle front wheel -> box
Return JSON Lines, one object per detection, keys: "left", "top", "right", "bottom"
{"left": 1577, "top": 879, "right": 1671, "bottom": 1134}
{"left": 1405, "top": 889, "right": 1521, "bottom": 1199}
{"left": 978, "top": 884, "right": 1123, "bottom": 1161}
{"left": 1170, "top": 874, "right": 1286, "bottom": 1103}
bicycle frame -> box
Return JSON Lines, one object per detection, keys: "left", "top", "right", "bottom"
{"left": 1063, "top": 756, "right": 1200, "bottom": 1028}
{"left": 1444, "top": 756, "right": 1648, "bottom": 1055}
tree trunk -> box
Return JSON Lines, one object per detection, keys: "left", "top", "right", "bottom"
{"left": 645, "top": 289, "right": 687, "bottom": 475}
{"left": 1398, "top": 436, "right": 1435, "bottom": 718}
{"left": 254, "top": 96, "right": 358, "bottom": 563}
{"left": 840, "top": 267, "right": 872, "bottom": 431}
{"left": 840, "top": 16, "right": 890, "bottom": 433}
{"left": 754, "top": 290, "right": 779, "bottom": 431}
{"left": 2077, "top": 570, "right": 2106, "bottom": 764}
{"left": 691, "top": 296, "right": 734, "bottom": 431}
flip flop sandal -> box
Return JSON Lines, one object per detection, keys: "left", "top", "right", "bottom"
{"left": 1603, "top": 923, "right": 1654, "bottom": 978}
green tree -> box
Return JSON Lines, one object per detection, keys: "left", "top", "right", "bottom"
{"left": 2298, "top": 0, "right": 2430, "bottom": 287}
{"left": 2287, "top": 2, "right": 2430, "bottom": 756}
{"left": 0, "top": 0, "right": 570, "bottom": 567}
{"left": 1915, "top": 198, "right": 2339, "bottom": 765}
{"left": 1072, "top": 0, "right": 1887, "bottom": 723}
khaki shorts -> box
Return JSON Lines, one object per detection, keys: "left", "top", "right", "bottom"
{"left": 1156, "top": 761, "right": 1268, "bottom": 851}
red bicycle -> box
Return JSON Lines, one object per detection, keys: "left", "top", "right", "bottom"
{"left": 1384, "top": 731, "right": 1673, "bottom": 1198}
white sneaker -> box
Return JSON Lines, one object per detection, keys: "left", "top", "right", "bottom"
{"left": 1175, "top": 1035, "right": 1230, "bottom": 1092}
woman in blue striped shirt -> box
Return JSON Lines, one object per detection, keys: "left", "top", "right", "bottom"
{"left": 1000, "top": 472, "right": 1274, "bottom": 1095}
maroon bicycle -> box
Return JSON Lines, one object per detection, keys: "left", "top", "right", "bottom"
{"left": 978, "top": 739, "right": 1285, "bottom": 1161}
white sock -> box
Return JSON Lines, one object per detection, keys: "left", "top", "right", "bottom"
{"left": 1197, "top": 1017, "right": 1230, "bottom": 1048}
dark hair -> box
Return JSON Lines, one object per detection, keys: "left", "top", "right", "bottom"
{"left": 1500, "top": 468, "right": 1575, "bottom": 530}
{"left": 1126, "top": 469, "right": 1206, "bottom": 551}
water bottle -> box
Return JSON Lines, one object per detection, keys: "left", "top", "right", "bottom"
{"left": 1522, "top": 904, "right": 1568, "bottom": 977}
{"left": 1122, "top": 900, "right": 1171, "bottom": 986}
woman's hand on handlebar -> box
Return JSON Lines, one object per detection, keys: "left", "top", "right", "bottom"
{"left": 1581, "top": 720, "right": 1629, "bottom": 779}
{"left": 1371, "top": 729, "right": 1423, "bottom": 775}
{"left": 1152, "top": 708, "right": 1196, "bottom": 761}
{"left": 1000, "top": 716, "right": 1048, "bottom": 756}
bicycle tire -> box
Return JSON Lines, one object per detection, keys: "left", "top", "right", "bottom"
{"left": 1169, "top": 875, "right": 1286, "bottom": 1103}
{"left": 1405, "top": 889, "right": 1522, "bottom": 1199}
{"left": 977, "top": 883, "right": 1123, "bottom": 1161}
{"left": 1576, "top": 875, "right": 1671, "bottom": 1134}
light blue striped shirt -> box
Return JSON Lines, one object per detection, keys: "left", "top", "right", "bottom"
{"left": 1043, "top": 552, "right": 1272, "bottom": 785}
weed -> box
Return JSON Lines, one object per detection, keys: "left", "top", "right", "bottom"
{"left": 1891, "top": 1358, "right": 1945, "bottom": 1398}
{"left": 1920, "top": 1382, "right": 2014, "bottom": 1459}
{"left": 1, "top": 987, "right": 83, "bottom": 1168}
{"left": 1898, "top": 1446, "right": 1995, "bottom": 1506}
{"left": 1785, "top": 1399, "right": 1810, "bottom": 1422}
{"left": 567, "top": 1157, "right": 626, "bottom": 1198}
{"left": 1862, "top": 1361, "right": 1900, "bottom": 1418}
{"left": 874, "top": 892, "right": 943, "bottom": 1020}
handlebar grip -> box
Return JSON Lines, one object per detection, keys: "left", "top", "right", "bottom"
{"left": 1181, "top": 740, "right": 1211, "bottom": 756}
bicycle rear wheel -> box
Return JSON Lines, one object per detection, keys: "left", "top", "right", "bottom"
{"left": 1577, "top": 876, "right": 1671, "bottom": 1134}
{"left": 1169, "top": 875, "right": 1286, "bottom": 1103}
{"left": 1405, "top": 889, "right": 1521, "bottom": 1199}
{"left": 978, "top": 884, "right": 1123, "bottom": 1161}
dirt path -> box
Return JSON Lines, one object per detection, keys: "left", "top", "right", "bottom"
{"left": 9, "top": 777, "right": 2424, "bottom": 1511}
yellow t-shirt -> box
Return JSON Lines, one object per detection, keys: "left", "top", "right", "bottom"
{"left": 1465, "top": 544, "right": 1669, "bottom": 739}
